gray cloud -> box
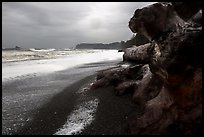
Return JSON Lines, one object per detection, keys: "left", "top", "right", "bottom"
{"left": 2, "top": 2, "right": 155, "bottom": 49}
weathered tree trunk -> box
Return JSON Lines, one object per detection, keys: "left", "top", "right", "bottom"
{"left": 123, "top": 43, "right": 151, "bottom": 63}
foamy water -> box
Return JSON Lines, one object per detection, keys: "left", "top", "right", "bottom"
{"left": 54, "top": 98, "right": 99, "bottom": 135}
{"left": 2, "top": 49, "right": 123, "bottom": 82}
{"left": 2, "top": 49, "right": 101, "bottom": 63}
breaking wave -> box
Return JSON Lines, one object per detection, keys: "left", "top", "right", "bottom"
{"left": 29, "top": 48, "right": 56, "bottom": 52}
{"left": 2, "top": 49, "right": 107, "bottom": 63}
{"left": 2, "top": 49, "right": 123, "bottom": 82}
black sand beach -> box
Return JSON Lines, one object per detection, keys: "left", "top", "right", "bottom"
{"left": 2, "top": 60, "right": 138, "bottom": 135}
{"left": 79, "top": 86, "right": 141, "bottom": 135}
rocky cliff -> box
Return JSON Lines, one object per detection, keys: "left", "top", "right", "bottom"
{"left": 89, "top": 2, "right": 202, "bottom": 135}
{"left": 75, "top": 42, "right": 122, "bottom": 49}
{"left": 75, "top": 34, "right": 149, "bottom": 50}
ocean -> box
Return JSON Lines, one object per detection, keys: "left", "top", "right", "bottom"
{"left": 2, "top": 49, "right": 123, "bottom": 82}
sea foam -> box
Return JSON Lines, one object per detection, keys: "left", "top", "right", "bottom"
{"left": 2, "top": 49, "right": 123, "bottom": 82}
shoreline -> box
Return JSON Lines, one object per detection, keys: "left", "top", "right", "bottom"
{"left": 3, "top": 59, "right": 131, "bottom": 135}
{"left": 15, "top": 75, "right": 97, "bottom": 135}
{"left": 14, "top": 75, "right": 138, "bottom": 135}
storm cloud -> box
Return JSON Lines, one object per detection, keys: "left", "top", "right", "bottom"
{"left": 2, "top": 2, "right": 155, "bottom": 49}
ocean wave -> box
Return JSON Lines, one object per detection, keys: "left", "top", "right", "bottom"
{"left": 2, "top": 49, "right": 105, "bottom": 63}
{"left": 29, "top": 48, "right": 56, "bottom": 52}
{"left": 2, "top": 50, "right": 123, "bottom": 82}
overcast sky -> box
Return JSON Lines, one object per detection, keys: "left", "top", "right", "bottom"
{"left": 2, "top": 2, "right": 155, "bottom": 49}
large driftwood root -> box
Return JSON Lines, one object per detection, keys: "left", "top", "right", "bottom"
{"left": 90, "top": 2, "right": 202, "bottom": 135}
{"left": 126, "top": 2, "right": 202, "bottom": 134}
{"left": 91, "top": 64, "right": 148, "bottom": 96}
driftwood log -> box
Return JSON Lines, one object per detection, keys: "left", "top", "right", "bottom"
{"left": 123, "top": 43, "right": 151, "bottom": 63}
{"left": 90, "top": 2, "right": 202, "bottom": 135}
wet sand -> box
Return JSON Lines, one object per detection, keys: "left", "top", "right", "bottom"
{"left": 80, "top": 86, "right": 140, "bottom": 135}
{"left": 2, "top": 60, "right": 140, "bottom": 135}
{"left": 16, "top": 75, "right": 97, "bottom": 135}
